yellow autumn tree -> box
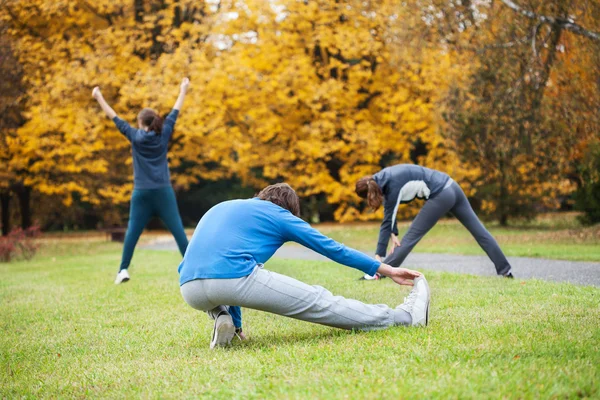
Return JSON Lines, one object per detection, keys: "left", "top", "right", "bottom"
{"left": 0, "top": 28, "right": 26, "bottom": 234}
{"left": 0, "top": 0, "right": 220, "bottom": 227}
{"left": 425, "top": 0, "right": 600, "bottom": 224}
{"left": 174, "top": 0, "right": 474, "bottom": 221}
{"left": 2, "top": 0, "right": 498, "bottom": 228}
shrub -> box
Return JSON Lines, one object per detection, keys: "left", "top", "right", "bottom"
{"left": 0, "top": 226, "right": 42, "bottom": 262}
{"left": 0, "top": 238, "right": 15, "bottom": 262}
{"left": 575, "top": 143, "right": 600, "bottom": 226}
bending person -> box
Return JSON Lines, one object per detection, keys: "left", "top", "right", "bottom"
{"left": 355, "top": 164, "right": 513, "bottom": 279}
{"left": 178, "top": 183, "right": 431, "bottom": 349}
{"left": 92, "top": 78, "right": 190, "bottom": 284}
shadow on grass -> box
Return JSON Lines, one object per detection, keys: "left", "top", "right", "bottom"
{"left": 182, "top": 326, "right": 371, "bottom": 351}
{"left": 231, "top": 328, "right": 368, "bottom": 350}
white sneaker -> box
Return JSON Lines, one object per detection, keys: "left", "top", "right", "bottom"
{"left": 210, "top": 311, "right": 236, "bottom": 349}
{"left": 361, "top": 273, "right": 383, "bottom": 280}
{"left": 397, "top": 276, "right": 430, "bottom": 326}
{"left": 114, "top": 269, "right": 130, "bottom": 284}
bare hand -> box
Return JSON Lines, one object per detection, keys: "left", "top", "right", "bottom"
{"left": 180, "top": 77, "right": 190, "bottom": 92}
{"left": 388, "top": 267, "right": 421, "bottom": 286}
{"left": 391, "top": 233, "right": 401, "bottom": 249}
{"left": 375, "top": 254, "right": 382, "bottom": 262}
{"left": 92, "top": 86, "right": 101, "bottom": 99}
{"left": 377, "top": 263, "right": 422, "bottom": 286}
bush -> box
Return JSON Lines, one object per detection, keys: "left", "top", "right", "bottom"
{"left": 0, "top": 226, "right": 41, "bottom": 262}
{"left": 575, "top": 143, "right": 600, "bottom": 226}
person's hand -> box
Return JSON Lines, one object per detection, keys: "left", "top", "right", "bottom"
{"left": 92, "top": 86, "right": 102, "bottom": 99}
{"left": 375, "top": 254, "right": 382, "bottom": 262}
{"left": 377, "top": 263, "right": 421, "bottom": 286}
{"left": 180, "top": 77, "right": 190, "bottom": 93}
{"left": 390, "top": 233, "right": 401, "bottom": 249}
{"left": 389, "top": 267, "right": 421, "bottom": 286}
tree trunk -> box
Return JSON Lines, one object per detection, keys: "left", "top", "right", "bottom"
{"left": 528, "top": 26, "right": 563, "bottom": 125}
{"left": 14, "top": 184, "right": 32, "bottom": 229}
{"left": 173, "top": 4, "right": 182, "bottom": 27}
{"left": 500, "top": 212, "right": 509, "bottom": 227}
{"left": 134, "top": 0, "right": 144, "bottom": 23}
{"left": 1, "top": 192, "right": 10, "bottom": 236}
{"left": 498, "top": 157, "right": 509, "bottom": 226}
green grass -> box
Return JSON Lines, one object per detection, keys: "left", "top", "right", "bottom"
{"left": 317, "top": 213, "right": 600, "bottom": 262}
{"left": 1, "top": 240, "right": 599, "bottom": 399}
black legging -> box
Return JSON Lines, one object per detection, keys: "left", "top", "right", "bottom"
{"left": 383, "top": 181, "right": 512, "bottom": 276}
{"left": 119, "top": 187, "right": 188, "bottom": 270}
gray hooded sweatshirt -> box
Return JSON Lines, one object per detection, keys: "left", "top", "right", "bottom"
{"left": 372, "top": 164, "right": 451, "bottom": 257}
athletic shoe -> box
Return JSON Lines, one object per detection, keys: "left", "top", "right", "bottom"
{"left": 360, "top": 272, "right": 386, "bottom": 280}
{"left": 210, "top": 311, "right": 236, "bottom": 349}
{"left": 114, "top": 269, "right": 130, "bottom": 284}
{"left": 397, "top": 276, "right": 430, "bottom": 326}
{"left": 504, "top": 272, "right": 514, "bottom": 279}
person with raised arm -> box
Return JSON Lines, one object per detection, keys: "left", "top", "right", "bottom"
{"left": 92, "top": 78, "right": 191, "bottom": 284}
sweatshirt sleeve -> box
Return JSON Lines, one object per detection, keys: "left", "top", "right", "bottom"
{"left": 162, "top": 109, "right": 179, "bottom": 141}
{"left": 279, "top": 212, "right": 380, "bottom": 276}
{"left": 376, "top": 203, "right": 396, "bottom": 257}
{"left": 112, "top": 116, "right": 137, "bottom": 142}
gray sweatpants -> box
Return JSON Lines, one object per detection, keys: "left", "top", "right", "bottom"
{"left": 180, "top": 265, "right": 411, "bottom": 331}
{"left": 384, "top": 181, "right": 512, "bottom": 276}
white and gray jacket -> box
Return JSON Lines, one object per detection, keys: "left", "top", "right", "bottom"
{"left": 372, "top": 164, "right": 451, "bottom": 257}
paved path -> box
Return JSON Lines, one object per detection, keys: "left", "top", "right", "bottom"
{"left": 143, "top": 238, "right": 600, "bottom": 287}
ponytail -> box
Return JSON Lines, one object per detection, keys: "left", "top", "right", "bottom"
{"left": 137, "top": 108, "right": 164, "bottom": 135}
{"left": 355, "top": 175, "right": 383, "bottom": 210}
{"left": 148, "top": 115, "right": 163, "bottom": 135}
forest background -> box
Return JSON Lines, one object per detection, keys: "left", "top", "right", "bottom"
{"left": 1, "top": 0, "right": 599, "bottom": 234}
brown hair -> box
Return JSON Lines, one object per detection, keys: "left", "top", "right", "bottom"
{"left": 137, "top": 108, "right": 163, "bottom": 135}
{"left": 257, "top": 183, "right": 301, "bottom": 217}
{"left": 355, "top": 175, "right": 383, "bottom": 210}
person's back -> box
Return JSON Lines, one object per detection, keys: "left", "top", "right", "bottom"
{"left": 113, "top": 110, "right": 178, "bottom": 189}
{"left": 179, "top": 198, "right": 290, "bottom": 282}
{"left": 373, "top": 164, "right": 450, "bottom": 204}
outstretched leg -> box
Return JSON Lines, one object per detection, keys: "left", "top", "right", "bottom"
{"left": 384, "top": 187, "right": 456, "bottom": 268}
{"left": 154, "top": 186, "right": 188, "bottom": 256}
{"left": 449, "top": 182, "right": 512, "bottom": 276}
{"left": 119, "top": 190, "right": 153, "bottom": 271}
{"left": 181, "top": 267, "right": 414, "bottom": 331}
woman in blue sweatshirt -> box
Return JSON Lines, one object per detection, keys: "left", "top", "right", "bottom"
{"left": 355, "top": 164, "right": 513, "bottom": 278}
{"left": 92, "top": 79, "right": 190, "bottom": 284}
{"left": 179, "top": 183, "right": 431, "bottom": 349}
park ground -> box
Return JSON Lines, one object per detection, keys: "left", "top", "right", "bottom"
{"left": 1, "top": 213, "right": 599, "bottom": 398}
{"left": 317, "top": 212, "right": 600, "bottom": 262}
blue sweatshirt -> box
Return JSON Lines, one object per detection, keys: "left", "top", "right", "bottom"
{"left": 178, "top": 198, "right": 381, "bottom": 327}
{"left": 112, "top": 109, "right": 179, "bottom": 189}
{"left": 372, "top": 164, "right": 451, "bottom": 257}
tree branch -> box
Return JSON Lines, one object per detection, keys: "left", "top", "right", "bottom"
{"left": 3, "top": 3, "right": 46, "bottom": 40}
{"left": 500, "top": 0, "right": 600, "bottom": 41}
{"left": 81, "top": 1, "right": 115, "bottom": 26}
{"left": 476, "top": 34, "right": 532, "bottom": 52}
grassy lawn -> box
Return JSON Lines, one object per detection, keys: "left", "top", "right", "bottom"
{"left": 1, "top": 239, "right": 599, "bottom": 398}
{"left": 317, "top": 213, "right": 600, "bottom": 262}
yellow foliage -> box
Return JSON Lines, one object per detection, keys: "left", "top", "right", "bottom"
{"left": 2, "top": 0, "right": 473, "bottom": 221}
